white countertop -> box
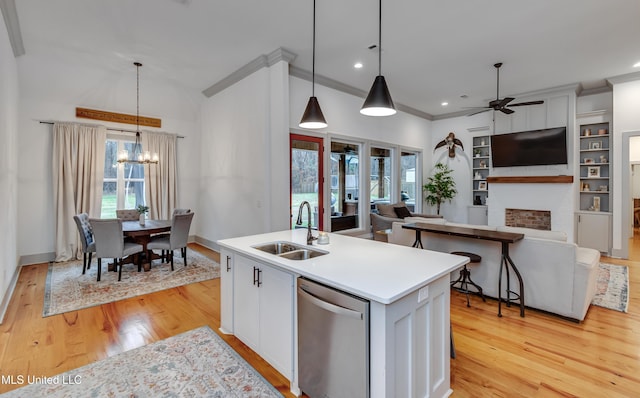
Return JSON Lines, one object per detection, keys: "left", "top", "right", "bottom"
{"left": 217, "top": 229, "right": 467, "bottom": 304}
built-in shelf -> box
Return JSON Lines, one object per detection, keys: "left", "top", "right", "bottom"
{"left": 486, "top": 176, "right": 574, "bottom": 184}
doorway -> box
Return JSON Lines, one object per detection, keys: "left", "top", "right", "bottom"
{"left": 290, "top": 134, "right": 324, "bottom": 231}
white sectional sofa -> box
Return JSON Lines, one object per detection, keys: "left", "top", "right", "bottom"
{"left": 388, "top": 217, "right": 601, "bottom": 321}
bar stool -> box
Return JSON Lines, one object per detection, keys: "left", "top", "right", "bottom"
{"left": 450, "top": 251, "right": 486, "bottom": 307}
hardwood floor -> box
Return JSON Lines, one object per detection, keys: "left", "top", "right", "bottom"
{"left": 1, "top": 241, "right": 638, "bottom": 397}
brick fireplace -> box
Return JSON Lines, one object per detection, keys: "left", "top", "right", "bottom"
{"left": 505, "top": 208, "right": 551, "bottom": 230}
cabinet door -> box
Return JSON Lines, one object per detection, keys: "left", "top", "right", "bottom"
{"left": 232, "top": 254, "right": 260, "bottom": 350}
{"left": 576, "top": 213, "right": 611, "bottom": 253}
{"left": 219, "top": 249, "right": 234, "bottom": 334}
{"left": 258, "top": 263, "right": 294, "bottom": 379}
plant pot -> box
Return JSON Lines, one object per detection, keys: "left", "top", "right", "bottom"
{"left": 139, "top": 214, "right": 145, "bottom": 226}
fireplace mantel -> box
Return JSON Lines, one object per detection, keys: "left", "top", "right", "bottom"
{"left": 486, "top": 176, "right": 573, "bottom": 184}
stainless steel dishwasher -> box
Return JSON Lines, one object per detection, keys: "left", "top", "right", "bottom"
{"left": 297, "top": 277, "right": 370, "bottom": 398}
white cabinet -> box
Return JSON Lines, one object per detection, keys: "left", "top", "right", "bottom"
{"left": 219, "top": 249, "right": 234, "bottom": 334}
{"left": 232, "top": 254, "right": 294, "bottom": 379}
{"left": 467, "top": 205, "right": 488, "bottom": 225}
{"left": 471, "top": 135, "right": 490, "bottom": 206}
{"left": 576, "top": 211, "right": 612, "bottom": 254}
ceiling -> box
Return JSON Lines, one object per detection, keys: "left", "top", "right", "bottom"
{"left": 9, "top": 0, "right": 640, "bottom": 119}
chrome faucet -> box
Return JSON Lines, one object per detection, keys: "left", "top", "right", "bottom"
{"left": 296, "top": 201, "right": 317, "bottom": 245}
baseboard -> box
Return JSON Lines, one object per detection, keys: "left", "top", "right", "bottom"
{"left": 194, "top": 235, "right": 219, "bottom": 252}
{"left": 0, "top": 265, "right": 21, "bottom": 324}
{"left": 19, "top": 251, "right": 55, "bottom": 266}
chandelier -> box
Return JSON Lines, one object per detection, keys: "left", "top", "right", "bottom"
{"left": 117, "top": 62, "right": 158, "bottom": 164}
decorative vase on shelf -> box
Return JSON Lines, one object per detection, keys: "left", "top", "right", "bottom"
{"left": 139, "top": 213, "right": 145, "bottom": 226}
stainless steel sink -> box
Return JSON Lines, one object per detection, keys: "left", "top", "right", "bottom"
{"left": 253, "top": 241, "right": 303, "bottom": 255}
{"left": 278, "top": 248, "right": 327, "bottom": 261}
{"left": 252, "top": 241, "right": 328, "bottom": 260}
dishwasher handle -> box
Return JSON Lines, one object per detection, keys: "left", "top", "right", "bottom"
{"left": 298, "top": 286, "right": 363, "bottom": 320}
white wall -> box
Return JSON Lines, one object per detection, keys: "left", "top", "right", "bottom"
{"left": 198, "top": 67, "right": 273, "bottom": 246}
{"left": 612, "top": 78, "right": 640, "bottom": 255}
{"left": 0, "top": 12, "right": 20, "bottom": 318}
{"left": 430, "top": 112, "right": 493, "bottom": 222}
{"left": 16, "top": 75, "right": 201, "bottom": 262}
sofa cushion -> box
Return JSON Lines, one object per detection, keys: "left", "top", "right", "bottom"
{"left": 376, "top": 202, "right": 406, "bottom": 217}
{"left": 497, "top": 226, "right": 567, "bottom": 242}
{"left": 405, "top": 216, "right": 447, "bottom": 225}
{"left": 394, "top": 206, "right": 412, "bottom": 219}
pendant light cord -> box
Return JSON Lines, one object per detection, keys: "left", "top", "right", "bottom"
{"left": 378, "top": 0, "right": 382, "bottom": 76}
{"left": 312, "top": 0, "right": 316, "bottom": 96}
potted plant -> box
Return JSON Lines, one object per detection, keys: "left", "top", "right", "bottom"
{"left": 423, "top": 163, "right": 457, "bottom": 215}
{"left": 136, "top": 204, "right": 149, "bottom": 226}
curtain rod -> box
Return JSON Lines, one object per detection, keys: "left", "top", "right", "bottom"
{"left": 38, "top": 121, "right": 185, "bottom": 138}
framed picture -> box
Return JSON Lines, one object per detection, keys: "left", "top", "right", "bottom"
{"left": 589, "top": 141, "right": 603, "bottom": 150}
{"left": 478, "top": 181, "right": 487, "bottom": 190}
{"left": 584, "top": 157, "right": 594, "bottom": 164}
{"left": 588, "top": 166, "right": 600, "bottom": 178}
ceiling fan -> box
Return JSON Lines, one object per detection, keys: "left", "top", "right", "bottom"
{"left": 466, "top": 62, "right": 544, "bottom": 116}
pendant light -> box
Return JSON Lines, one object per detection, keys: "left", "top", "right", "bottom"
{"left": 360, "top": 0, "right": 396, "bottom": 116}
{"left": 299, "top": 0, "right": 328, "bottom": 129}
{"left": 117, "top": 62, "right": 159, "bottom": 164}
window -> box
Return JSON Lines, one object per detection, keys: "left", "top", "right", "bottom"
{"left": 370, "top": 147, "right": 392, "bottom": 204}
{"left": 401, "top": 151, "right": 419, "bottom": 212}
{"left": 330, "top": 141, "right": 359, "bottom": 232}
{"left": 101, "top": 138, "right": 145, "bottom": 218}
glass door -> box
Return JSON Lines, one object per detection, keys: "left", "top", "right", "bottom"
{"left": 290, "top": 134, "right": 324, "bottom": 231}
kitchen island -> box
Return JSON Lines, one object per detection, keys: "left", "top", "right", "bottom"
{"left": 217, "top": 229, "right": 466, "bottom": 398}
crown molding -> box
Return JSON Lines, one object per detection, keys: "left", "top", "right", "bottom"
{"left": 607, "top": 71, "right": 640, "bottom": 85}
{"left": 202, "top": 47, "right": 297, "bottom": 98}
{"left": 289, "top": 65, "right": 433, "bottom": 121}
{"left": 0, "top": 0, "right": 25, "bottom": 56}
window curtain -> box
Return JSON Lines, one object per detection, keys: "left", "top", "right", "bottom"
{"left": 52, "top": 122, "right": 107, "bottom": 261}
{"left": 142, "top": 131, "right": 177, "bottom": 220}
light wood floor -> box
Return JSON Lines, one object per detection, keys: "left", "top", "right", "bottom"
{"left": 0, "top": 241, "right": 638, "bottom": 397}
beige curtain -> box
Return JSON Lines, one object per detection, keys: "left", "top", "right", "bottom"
{"left": 52, "top": 122, "right": 107, "bottom": 261}
{"left": 142, "top": 131, "right": 177, "bottom": 220}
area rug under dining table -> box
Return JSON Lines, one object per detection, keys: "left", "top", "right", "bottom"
{"left": 43, "top": 250, "right": 219, "bottom": 317}
{"left": 0, "top": 325, "right": 283, "bottom": 397}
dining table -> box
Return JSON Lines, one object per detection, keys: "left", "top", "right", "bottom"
{"left": 122, "top": 219, "right": 172, "bottom": 271}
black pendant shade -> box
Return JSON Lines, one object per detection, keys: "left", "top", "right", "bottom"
{"left": 361, "top": 0, "right": 396, "bottom": 117}
{"left": 360, "top": 75, "right": 396, "bottom": 116}
{"left": 299, "top": 0, "right": 327, "bottom": 129}
{"left": 299, "top": 96, "right": 327, "bottom": 129}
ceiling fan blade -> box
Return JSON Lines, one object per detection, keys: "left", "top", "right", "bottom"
{"left": 508, "top": 100, "right": 545, "bottom": 107}
{"left": 466, "top": 108, "right": 491, "bottom": 117}
{"left": 500, "top": 107, "right": 515, "bottom": 115}
{"left": 461, "top": 106, "right": 491, "bottom": 109}
{"left": 497, "top": 97, "right": 515, "bottom": 108}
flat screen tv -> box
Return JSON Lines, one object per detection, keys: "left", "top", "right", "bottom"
{"left": 490, "top": 127, "right": 567, "bottom": 167}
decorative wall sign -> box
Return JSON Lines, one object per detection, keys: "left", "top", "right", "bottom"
{"left": 76, "top": 107, "right": 161, "bottom": 128}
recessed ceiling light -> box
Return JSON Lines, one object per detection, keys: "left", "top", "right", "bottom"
{"left": 354, "top": 62, "right": 363, "bottom": 69}
{"left": 441, "top": 102, "right": 449, "bottom": 106}
{"left": 634, "top": 61, "right": 640, "bottom": 68}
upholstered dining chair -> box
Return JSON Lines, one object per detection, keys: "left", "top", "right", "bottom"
{"left": 73, "top": 213, "right": 95, "bottom": 274}
{"left": 147, "top": 212, "right": 194, "bottom": 270}
{"left": 89, "top": 218, "right": 144, "bottom": 282}
{"left": 115, "top": 209, "right": 140, "bottom": 221}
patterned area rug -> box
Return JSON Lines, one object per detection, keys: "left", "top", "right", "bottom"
{"left": 591, "top": 263, "right": 629, "bottom": 313}
{"left": 0, "top": 326, "right": 283, "bottom": 397}
{"left": 43, "top": 250, "right": 219, "bottom": 317}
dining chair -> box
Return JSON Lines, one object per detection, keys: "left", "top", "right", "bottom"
{"left": 89, "top": 218, "right": 144, "bottom": 281}
{"left": 73, "top": 213, "right": 96, "bottom": 274}
{"left": 115, "top": 209, "right": 139, "bottom": 221}
{"left": 147, "top": 212, "right": 195, "bottom": 270}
